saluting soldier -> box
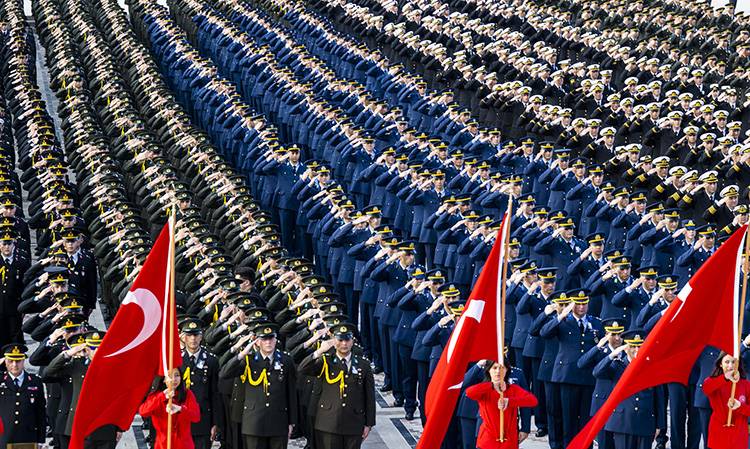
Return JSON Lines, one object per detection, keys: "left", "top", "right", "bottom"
{"left": 0, "top": 230, "right": 30, "bottom": 347}
{"left": 178, "top": 316, "right": 223, "bottom": 449}
{"left": 45, "top": 331, "right": 119, "bottom": 449}
{"left": 0, "top": 344, "right": 46, "bottom": 449}
{"left": 299, "top": 323, "right": 375, "bottom": 449}
{"left": 220, "top": 322, "right": 298, "bottom": 449}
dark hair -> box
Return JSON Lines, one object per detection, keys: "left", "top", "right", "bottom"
{"left": 150, "top": 371, "right": 187, "bottom": 403}
{"left": 710, "top": 351, "right": 747, "bottom": 379}
{"left": 482, "top": 360, "right": 511, "bottom": 383}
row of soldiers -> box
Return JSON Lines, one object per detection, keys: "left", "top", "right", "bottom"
{"left": 140, "top": 0, "right": 750, "bottom": 449}
{"left": 3, "top": 1, "right": 750, "bottom": 449}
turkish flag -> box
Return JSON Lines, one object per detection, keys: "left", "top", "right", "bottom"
{"left": 567, "top": 225, "right": 748, "bottom": 449}
{"left": 417, "top": 213, "right": 511, "bottom": 449}
{"left": 69, "top": 221, "right": 181, "bottom": 449}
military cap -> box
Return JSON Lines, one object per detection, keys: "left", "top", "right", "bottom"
{"left": 396, "top": 240, "right": 417, "bottom": 254}
{"left": 447, "top": 300, "right": 466, "bottom": 315}
{"left": 538, "top": 267, "right": 557, "bottom": 282}
{"left": 568, "top": 289, "right": 590, "bottom": 304}
{"left": 699, "top": 171, "right": 719, "bottom": 183}
{"left": 586, "top": 233, "right": 606, "bottom": 245}
{"left": 549, "top": 210, "right": 568, "bottom": 221}
{"left": 2, "top": 343, "right": 27, "bottom": 361}
{"left": 66, "top": 334, "right": 88, "bottom": 348}
{"left": 253, "top": 322, "right": 279, "bottom": 339}
{"left": 551, "top": 290, "right": 570, "bottom": 304}
{"left": 320, "top": 302, "right": 346, "bottom": 315}
{"left": 558, "top": 217, "right": 576, "bottom": 228}
{"left": 439, "top": 284, "right": 462, "bottom": 298}
{"left": 519, "top": 261, "right": 538, "bottom": 274}
{"left": 630, "top": 191, "right": 647, "bottom": 202}
{"left": 46, "top": 266, "right": 70, "bottom": 284}
{"left": 638, "top": 266, "right": 659, "bottom": 279}
{"left": 682, "top": 219, "right": 697, "bottom": 230}
{"left": 409, "top": 266, "right": 426, "bottom": 280}
{"left": 533, "top": 206, "right": 549, "bottom": 216}
{"left": 734, "top": 205, "right": 749, "bottom": 215}
{"left": 611, "top": 255, "right": 632, "bottom": 267}
{"left": 332, "top": 323, "right": 355, "bottom": 340}
{"left": 59, "top": 313, "right": 87, "bottom": 331}
{"left": 601, "top": 318, "right": 625, "bottom": 334}
{"left": 696, "top": 225, "right": 716, "bottom": 236}
{"left": 554, "top": 149, "right": 570, "bottom": 159}
{"left": 83, "top": 331, "right": 104, "bottom": 348}
{"left": 179, "top": 316, "right": 203, "bottom": 335}
{"left": 622, "top": 329, "right": 646, "bottom": 347}
{"left": 657, "top": 275, "right": 679, "bottom": 290}
{"left": 720, "top": 185, "right": 739, "bottom": 198}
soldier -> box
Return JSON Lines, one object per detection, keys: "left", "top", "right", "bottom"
{"left": 45, "top": 331, "right": 119, "bottom": 449}
{"left": 0, "top": 344, "right": 46, "bottom": 448}
{"left": 178, "top": 317, "right": 223, "bottom": 449}
{"left": 299, "top": 323, "right": 375, "bottom": 449}
{"left": 220, "top": 322, "right": 297, "bottom": 449}
{"left": 0, "top": 230, "right": 30, "bottom": 346}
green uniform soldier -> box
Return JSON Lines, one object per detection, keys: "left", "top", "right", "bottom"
{"left": 299, "top": 323, "right": 375, "bottom": 449}
{"left": 219, "top": 322, "right": 298, "bottom": 449}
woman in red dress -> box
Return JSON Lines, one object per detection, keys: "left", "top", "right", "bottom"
{"left": 466, "top": 360, "right": 538, "bottom": 449}
{"left": 702, "top": 351, "right": 750, "bottom": 449}
{"left": 139, "top": 368, "right": 201, "bottom": 449}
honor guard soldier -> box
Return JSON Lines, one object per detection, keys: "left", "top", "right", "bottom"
{"left": 299, "top": 323, "right": 375, "bottom": 449}
{"left": 179, "top": 317, "right": 223, "bottom": 449}
{"left": 46, "top": 331, "right": 119, "bottom": 449}
{"left": 540, "top": 289, "right": 604, "bottom": 447}
{"left": 0, "top": 344, "right": 46, "bottom": 449}
{"left": 219, "top": 322, "right": 298, "bottom": 449}
{"left": 0, "top": 230, "right": 30, "bottom": 347}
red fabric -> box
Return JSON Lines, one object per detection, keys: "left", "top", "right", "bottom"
{"left": 69, "top": 223, "right": 182, "bottom": 449}
{"left": 417, "top": 214, "right": 511, "bottom": 449}
{"left": 466, "top": 382, "right": 537, "bottom": 449}
{"left": 703, "top": 376, "right": 750, "bottom": 449}
{"left": 138, "top": 390, "right": 200, "bottom": 449}
{"left": 567, "top": 225, "right": 748, "bottom": 449}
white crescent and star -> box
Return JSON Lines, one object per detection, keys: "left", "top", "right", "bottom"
{"left": 104, "top": 288, "right": 162, "bottom": 358}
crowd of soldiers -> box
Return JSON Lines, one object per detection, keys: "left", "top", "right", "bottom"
{"left": 2, "top": 0, "right": 750, "bottom": 449}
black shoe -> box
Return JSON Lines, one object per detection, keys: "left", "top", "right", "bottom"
{"left": 654, "top": 444, "right": 665, "bottom": 449}
{"left": 393, "top": 398, "right": 404, "bottom": 407}
{"left": 535, "top": 429, "right": 548, "bottom": 438}
{"left": 379, "top": 384, "right": 392, "bottom": 392}
{"left": 405, "top": 411, "right": 415, "bottom": 421}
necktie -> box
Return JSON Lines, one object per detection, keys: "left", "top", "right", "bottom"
{"left": 579, "top": 319, "right": 585, "bottom": 334}
{"left": 189, "top": 355, "right": 196, "bottom": 366}
{"left": 14, "top": 378, "right": 20, "bottom": 388}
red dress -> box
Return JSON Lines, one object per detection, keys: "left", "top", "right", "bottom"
{"left": 702, "top": 375, "right": 750, "bottom": 449}
{"left": 466, "top": 382, "right": 538, "bottom": 449}
{"left": 138, "top": 390, "right": 201, "bottom": 449}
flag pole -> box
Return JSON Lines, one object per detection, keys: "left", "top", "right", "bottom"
{"left": 166, "top": 206, "right": 177, "bottom": 448}
{"left": 727, "top": 228, "right": 750, "bottom": 426}
{"left": 497, "top": 194, "right": 513, "bottom": 442}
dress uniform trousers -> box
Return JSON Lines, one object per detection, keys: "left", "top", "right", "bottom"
{"left": 560, "top": 383, "right": 592, "bottom": 447}
{"left": 612, "top": 433, "right": 653, "bottom": 449}
{"left": 667, "top": 383, "right": 700, "bottom": 449}
{"left": 315, "top": 431, "right": 361, "bottom": 449}
{"left": 244, "top": 435, "right": 287, "bottom": 449}
{"left": 545, "top": 381, "right": 564, "bottom": 449}
{"left": 397, "top": 344, "right": 417, "bottom": 413}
